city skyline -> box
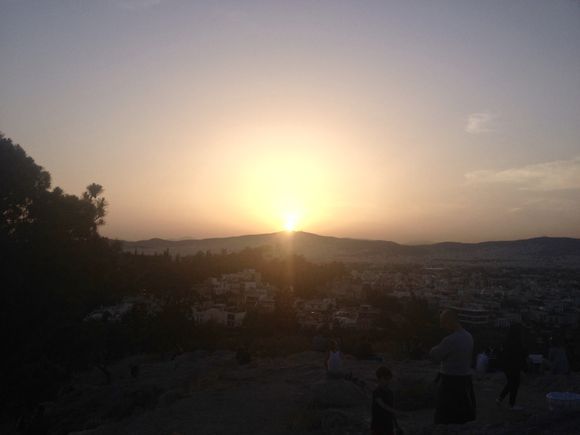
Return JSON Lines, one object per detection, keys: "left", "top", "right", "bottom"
{"left": 2, "top": 1, "right": 579, "bottom": 243}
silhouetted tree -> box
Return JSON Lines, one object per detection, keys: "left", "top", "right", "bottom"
{"left": 83, "top": 183, "right": 107, "bottom": 226}
{"left": 0, "top": 133, "right": 51, "bottom": 241}
{"left": 0, "top": 133, "right": 348, "bottom": 422}
{"left": 0, "top": 134, "right": 120, "bottom": 414}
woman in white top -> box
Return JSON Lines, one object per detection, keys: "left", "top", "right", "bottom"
{"left": 326, "top": 340, "right": 345, "bottom": 379}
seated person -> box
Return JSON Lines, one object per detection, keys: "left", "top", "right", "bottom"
{"left": 325, "top": 340, "right": 350, "bottom": 379}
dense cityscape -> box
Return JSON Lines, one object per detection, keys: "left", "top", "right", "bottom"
{"left": 89, "top": 263, "right": 580, "bottom": 368}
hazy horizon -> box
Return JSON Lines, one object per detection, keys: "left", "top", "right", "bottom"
{"left": 120, "top": 229, "right": 580, "bottom": 246}
{"left": 2, "top": 1, "right": 579, "bottom": 244}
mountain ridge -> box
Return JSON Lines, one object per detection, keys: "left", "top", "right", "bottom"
{"left": 120, "top": 232, "right": 580, "bottom": 267}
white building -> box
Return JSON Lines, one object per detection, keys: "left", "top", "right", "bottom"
{"left": 192, "top": 305, "right": 246, "bottom": 328}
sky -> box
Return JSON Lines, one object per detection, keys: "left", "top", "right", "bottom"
{"left": 1, "top": 0, "right": 579, "bottom": 243}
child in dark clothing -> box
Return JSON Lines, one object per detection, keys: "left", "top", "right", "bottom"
{"left": 372, "top": 366, "right": 403, "bottom": 435}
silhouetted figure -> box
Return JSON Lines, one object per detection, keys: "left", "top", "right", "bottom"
{"left": 325, "top": 340, "right": 350, "bottom": 379}
{"left": 475, "top": 348, "right": 490, "bottom": 377}
{"left": 130, "top": 364, "right": 140, "bottom": 378}
{"left": 371, "top": 366, "right": 402, "bottom": 435}
{"left": 548, "top": 335, "right": 570, "bottom": 375}
{"left": 496, "top": 324, "right": 528, "bottom": 410}
{"left": 429, "top": 310, "right": 476, "bottom": 425}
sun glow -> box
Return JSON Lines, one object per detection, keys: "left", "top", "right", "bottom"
{"left": 283, "top": 213, "right": 299, "bottom": 232}
{"left": 207, "top": 121, "right": 362, "bottom": 234}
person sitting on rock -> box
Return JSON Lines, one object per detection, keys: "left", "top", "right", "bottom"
{"left": 325, "top": 340, "right": 350, "bottom": 380}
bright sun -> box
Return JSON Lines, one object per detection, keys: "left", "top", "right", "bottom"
{"left": 284, "top": 214, "right": 298, "bottom": 232}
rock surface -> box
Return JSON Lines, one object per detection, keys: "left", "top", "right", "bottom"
{"left": 8, "top": 351, "right": 580, "bottom": 435}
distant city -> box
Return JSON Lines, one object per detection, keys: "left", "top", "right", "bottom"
{"left": 93, "top": 238, "right": 580, "bottom": 355}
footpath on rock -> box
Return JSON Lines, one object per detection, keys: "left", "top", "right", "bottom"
{"left": 16, "top": 350, "right": 580, "bottom": 435}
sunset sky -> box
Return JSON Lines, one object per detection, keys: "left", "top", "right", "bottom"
{"left": 1, "top": 0, "right": 579, "bottom": 243}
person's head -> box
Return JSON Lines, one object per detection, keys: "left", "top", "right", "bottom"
{"left": 440, "top": 309, "right": 460, "bottom": 332}
{"left": 376, "top": 366, "right": 393, "bottom": 385}
{"left": 329, "top": 340, "right": 338, "bottom": 352}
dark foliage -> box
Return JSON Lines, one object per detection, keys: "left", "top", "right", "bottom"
{"left": 0, "top": 134, "right": 346, "bottom": 422}
{"left": 1, "top": 134, "right": 121, "bottom": 415}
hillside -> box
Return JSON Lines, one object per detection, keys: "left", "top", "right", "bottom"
{"left": 121, "top": 232, "right": 580, "bottom": 267}
{"left": 20, "top": 350, "right": 580, "bottom": 435}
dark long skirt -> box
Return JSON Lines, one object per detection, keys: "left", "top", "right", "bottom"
{"left": 499, "top": 370, "right": 521, "bottom": 407}
{"left": 434, "top": 374, "right": 476, "bottom": 424}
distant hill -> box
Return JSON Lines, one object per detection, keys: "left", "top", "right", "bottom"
{"left": 120, "top": 232, "right": 580, "bottom": 267}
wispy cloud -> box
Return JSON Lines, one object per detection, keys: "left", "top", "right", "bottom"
{"left": 465, "top": 111, "right": 497, "bottom": 134}
{"left": 508, "top": 197, "right": 580, "bottom": 214}
{"left": 465, "top": 157, "right": 580, "bottom": 191}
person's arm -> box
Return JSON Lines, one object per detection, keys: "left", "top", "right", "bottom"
{"left": 429, "top": 337, "right": 450, "bottom": 362}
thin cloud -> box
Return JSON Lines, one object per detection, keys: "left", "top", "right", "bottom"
{"left": 465, "top": 111, "right": 497, "bottom": 134}
{"left": 465, "top": 157, "right": 580, "bottom": 191}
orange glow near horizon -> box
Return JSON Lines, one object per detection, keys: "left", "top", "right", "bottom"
{"left": 283, "top": 212, "right": 299, "bottom": 232}
{"left": 214, "top": 122, "right": 353, "bottom": 235}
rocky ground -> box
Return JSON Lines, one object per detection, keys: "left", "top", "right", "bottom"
{"left": 8, "top": 351, "right": 580, "bottom": 435}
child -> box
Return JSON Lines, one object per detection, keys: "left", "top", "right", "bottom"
{"left": 372, "top": 366, "right": 403, "bottom": 435}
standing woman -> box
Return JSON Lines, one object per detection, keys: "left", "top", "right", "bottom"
{"left": 496, "top": 324, "right": 528, "bottom": 410}
{"left": 429, "top": 310, "right": 476, "bottom": 424}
